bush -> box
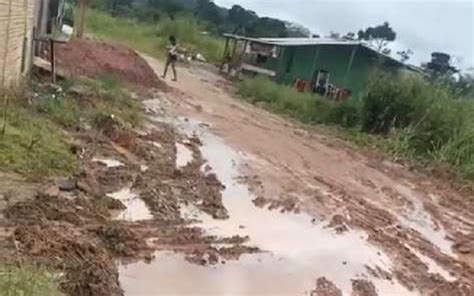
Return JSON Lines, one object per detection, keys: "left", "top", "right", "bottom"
{"left": 328, "top": 99, "right": 361, "bottom": 128}
{"left": 361, "top": 72, "right": 474, "bottom": 177}
{"left": 360, "top": 74, "right": 427, "bottom": 134}
{"left": 238, "top": 76, "right": 335, "bottom": 124}
{"left": 239, "top": 73, "right": 474, "bottom": 179}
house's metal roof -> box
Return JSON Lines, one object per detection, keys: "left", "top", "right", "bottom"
{"left": 259, "top": 37, "right": 360, "bottom": 46}
{"left": 223, "top": 34, "right": 359, "bottom": 46}
{"left": 223, "top": 33, "right": 410, "bottom": 68}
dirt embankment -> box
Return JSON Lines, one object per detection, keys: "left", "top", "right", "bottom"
{"left": 54, "top": 38, "right": 167, "bottom": 89}
{"left": 1, "top": 42, "right": 254, "bottom": 295}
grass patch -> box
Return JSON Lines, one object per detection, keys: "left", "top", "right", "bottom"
{"left": 0, "top": 264, "right": 61, "bottom": 296}
{"left": 0, "top": 92, "right": 76, "bottom": 179}
{"left": 86, "top": 9, "right": 225, "bottom": 63}
{"left": 238, "top": 76, "right": 335, "bottom": 124}
{"left": 0, "top": 76, "right": 142, "bottom": 179}
{"left": 238, "top": 74, "right": 474, "bottom": 180}
{"left": 32, "top": 75, "right": 142, "bottom": 129}
{"left": 84, "top": 74, "right": 143, "bottom": 127}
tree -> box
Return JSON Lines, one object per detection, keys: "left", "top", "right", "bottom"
{"left": 397, "top": 49, "right": 413, "bottom": 63}
{"left": 246, "top": 17, "right": 288, "bottom": 37}
{"left": 358, "top": 22, "right": 396, "bottom": 52}
{"left": 327, "top": 31, "right": 341, "bottom": 39}
{"left": 228, "top": 5, "right": 257, "bottom": 26}
{"left": 285, "top": 22, "right": 310, "bottom": 37}
{"left": 344, "top": 32, "right": 356, "bottom": 40}
{"left": 381, "top": 48, "right": 391, "bottom": 55}
{"left": 195, "top": 0, "right": 224, "bottom": 25}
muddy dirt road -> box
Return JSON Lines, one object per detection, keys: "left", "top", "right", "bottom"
{"left": 119, "top": 56, "right": 474, "bottom": 296}
{"left": 4, "top": 43, "right": 472, "bottom": 295}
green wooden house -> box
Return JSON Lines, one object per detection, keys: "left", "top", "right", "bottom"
{"left": 221, "top": 34, "right": 419, "bottom": 99}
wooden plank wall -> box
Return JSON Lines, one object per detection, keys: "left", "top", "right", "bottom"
{"left": 0, "top": 0, "right": 36, "bottom": 88}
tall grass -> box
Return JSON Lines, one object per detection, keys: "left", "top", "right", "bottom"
{"left": 239, "top": 76, "right": 335, "bottom": 124}
{"left": 360, "top": 73, "right": 474, "bottom": 176}
{"left": 86, "top": 9, "right": 224, "bottom": 62}
{"left": 238, "top": 74, "right": 474, "bottom": 179}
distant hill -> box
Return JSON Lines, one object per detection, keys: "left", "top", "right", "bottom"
{"left": 92, "top": 0, "right": 310, "bottom": 38}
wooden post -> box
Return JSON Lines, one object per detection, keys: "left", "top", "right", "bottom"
{"left": 1, "top": 0, "right": 14, "bottom": 87}
{"left": 50, "top": 39, "right": 56, "bottom": 83}
{"left": 237, "top": 40, "right": 248, "bottom": 71}
{"left": 220, "top": 37, "right": 230, "bottom": 71}
{"left": 75, "top": 0, "right": 88, "bottom": 38}
{"left": 1, "top": 94, "right": 9, "bottom": 137}
{"left": 231, "top": 38, "right": 238, "bottom": 63}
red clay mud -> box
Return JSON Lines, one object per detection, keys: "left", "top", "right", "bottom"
{"left": 55, "top": 38, "right": 164, "bottom": 88}
{"left": 142, "top": 56, "right": 474, "bottom": 295}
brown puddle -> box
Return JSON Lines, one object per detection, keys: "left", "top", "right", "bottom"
{"left": 108, "top": 188, "right": 153, "bottom": 222}
{"left": 92, "top": 157, "right": 125, "bottom": 168}
{"left": 176, "top": 142, "right": 194, "bottom": 168}
{"left": 119, "top": 117, "right": 417, "bottom": 296}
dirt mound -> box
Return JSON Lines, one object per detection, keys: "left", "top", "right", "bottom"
{"left": 311, "top": 277, "right": 342, "bottom": 296}
{"left": 6, "top": 194, "right": 110, "bottom": 223}
{"left": 6, "top": 193, "right": 151, "bottom": 296}
{"left": 13, "top": 222, "right": 123, "bottom": 296}
{"left": 351, "top": 279, "right": 378, "bottom": 296}
{"left": 55, "top": 38, "right": 164, "bottom": 89}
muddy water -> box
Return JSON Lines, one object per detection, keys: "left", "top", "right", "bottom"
{"left": 391, "top": 185, "right": 453, "bottom": 255}
{"left": 175, "top": 143, "right": 194, "bottom": 168}
{"left": 120, "top": 117, "right": 417, "bottom": 296}
{"left": 108, "top": 188, "right": 153, "bottom": 221}
{"left": 92, "top": 157, "right": 124, "bottom": 168}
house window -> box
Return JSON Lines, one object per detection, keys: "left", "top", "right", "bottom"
{"left": 256, "top": 54, "right": 267, "bottom": 65}
{"left": 314, "top": 70, "right": 330, "bottom": 96}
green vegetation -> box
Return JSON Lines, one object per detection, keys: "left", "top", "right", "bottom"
{"left": 32, "top": 75, "right": 142, "bottom": 130}
{"left": 0, "top": 91, "right": 76, "bottom": 179}
{"left": 238, "top": 74, "right": 474, "bottom": 179}
{"left": 0, "top": 76, "right": 141, "bottom": 179}
{"left": 91, "top": 0, "right": 310, "bottom": 38}
{"left": 86, "top": 9, "right": 224, "bottom": 62}
{"left": 239, "top": 76, "right": 335, "bottom": 124}
{"left": 0, "top": 264, "right": 61, "bottom": 296}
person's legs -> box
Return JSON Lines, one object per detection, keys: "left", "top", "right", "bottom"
{"left": 171, "top": 61, "right": 177, "bottom": 81}
{"left": 162, "top": 58, "right": 170, "bottom": 78}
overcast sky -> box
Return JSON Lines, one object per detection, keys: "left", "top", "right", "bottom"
{"left": 215, "top": 0, "right": 474, "bottom": 70}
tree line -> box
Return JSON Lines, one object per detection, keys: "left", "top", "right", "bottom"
{"left": 88, "top": 0, "right": 310, "bottom": 37}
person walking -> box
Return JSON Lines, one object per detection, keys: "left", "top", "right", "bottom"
{"left": 162, "top": 35, "right": 178, "bottom": 81}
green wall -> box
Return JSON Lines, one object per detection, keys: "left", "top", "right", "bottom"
{"left": 271, "top": 44, "right": 404, "bottom": 98}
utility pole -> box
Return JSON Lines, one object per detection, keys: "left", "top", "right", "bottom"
{"left": 75, "top": 0, "right": 89, "bottom": 38}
